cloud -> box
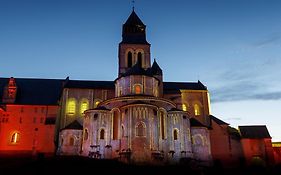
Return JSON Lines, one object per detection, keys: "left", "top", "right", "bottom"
{"left": 209, "top": 69, "right": 281, "bottom": 102}
{"left": 252, "top": 92, "right": 281, "bottom": 100}
{"left": 225, "top": 117, "right": 241, "bottom": 121}
{"left": 211, "top": 86, "right": 281, "bottom": 103}
{"left": 253, "top": 34, "right": 281, "bottom": 48}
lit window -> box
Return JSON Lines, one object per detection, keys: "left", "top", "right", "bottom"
{"left": 69, "top": 136, "right": 74, "bottom": 146}
{"left": 80, "top": 99, "right": 89, "bottom": 115}
{"left": 136, "top": 122, "right": 146, "bottom": 137}
{"left": 182, "top": 104, "right": 187, "bottom": 111}
{"left": 67, "top": 99, "right": 76, "bottom": 115}
{"left": 84, "top": 129, "right": 88, "bottom": 141}
{"left": 173, "top": 129, "right": 179, "bottom": 140}
{"left": 94, "top": 99, "right": 101, "bottom": 108}
{"left": 194, "top": 104, "right": 200, "bottom": 116}
{"left": 11, "top": 132, "right": 20, "bottom": 143}
{"left": 134, "top": 84, "right": 142, "bottom": 94}
{"left": 100, "top": 129, "right": 105, "bottom": 140}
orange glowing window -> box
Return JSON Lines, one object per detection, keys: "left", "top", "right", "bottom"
{"left": 194, "top": 104, "right": 200, "bottom": 116}
{"left": 134, "top": 84, "right": 142, "bottom": 94}
{"left": 11, "top": 132, "right": 20, "bottom": 143}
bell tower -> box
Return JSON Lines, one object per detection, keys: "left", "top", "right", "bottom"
{"left": 118, "top": 9, "right": 151, "bottom": 77}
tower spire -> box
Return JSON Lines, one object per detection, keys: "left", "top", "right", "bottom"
{"left": 132, "top": 0, "right": 135, "bottom": 11}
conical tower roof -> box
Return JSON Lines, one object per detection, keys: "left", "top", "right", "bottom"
{"left": 121, "top": 10, "right": 149, "bottom": 44}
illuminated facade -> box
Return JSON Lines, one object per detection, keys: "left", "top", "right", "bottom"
{"left": 0, "top": 9, "right": 278, "bottom": 167}
{"left": 56, "top": 10, "right": 212, "bottom": 165}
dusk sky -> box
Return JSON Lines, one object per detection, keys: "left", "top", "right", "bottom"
{"left": 0, "top": 0, "right": 280, "bottom": 141}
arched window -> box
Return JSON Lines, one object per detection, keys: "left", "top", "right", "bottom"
{"left": 100, "top": 129, "right": 105, "bottom": 140}
{"left": 160, "top": 111, "right": 165, "bottom": 139}
{"left": 84, "top": 129, "right": 88, "bottom": 141}
{"left": 11, "top": 132, "right": 20, "bottom": 143}
{"left": 121, "top": 125, "right": 125, "bottom": 137}
{"left": 173, "top": 129, "right": 179, "bottom": 140}
{"left": 127, "top": 51, "right": 133, "bottom": 67}
{"left": 182, "top": 104, "right": 187, "bottom": 111}
{"left": 67, "top": 98, "right": 76, "bottom": 115}
{"left": 112, "top": 111, "right": 119, "bottom": 140}
{"left": 134, "top": 84, "right": 142, "bottom": 94}
{"left": 94, "top": 99, "right": 101, "bottom": 108}
{"left": 137, "top": 52, "right": 142, "bottom": 67}
{"left": 136, "top": 122, "right": 145, "bottom": 137}
{"left": 192, "top": 134, "right": 205, "bottom": 146}
{"left": 194, "top": 104, "right": 201, "bottom": 116}
{"left": 69, "top": 136, "right": 74, "bottom": 146}
{"left": 80, "top": 99, "right": 89, "bottom": 115}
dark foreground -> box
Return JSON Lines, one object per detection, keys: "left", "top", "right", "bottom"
{"left": 0, "top": 155, "right": 281, "bottom": 175}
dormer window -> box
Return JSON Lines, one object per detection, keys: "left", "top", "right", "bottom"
{"left": 2, "top": 77, "right": 17, "bottom": 103}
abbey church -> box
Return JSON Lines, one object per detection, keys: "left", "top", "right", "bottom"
{"left": 0, "top": 10, "right": 280, "bottom": 167}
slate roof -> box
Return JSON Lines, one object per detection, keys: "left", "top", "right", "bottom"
{"left": 147, "top": 59, "right": 163, "bottom": 75}
{"left": 120, "top": 61, "right": 153, "bottom": 78}
{"left": 210, "top": 115, "right": 229, "bottom": 125}
{"left": 227, "top": 126, "right": 241, "bottom": 140}
{"left": 121, "top": 10, "right": 149, "bottom": 44}
{"left": 190, "top": 118, "right": 207, "bottom": 128}
{"left": 0, "top": 77, "right": 63, "bottom": 105}
{"left": 238, "top": 125, "right": 271, "bottom": 139}
{"left": 0, "top": 77, "right": 208, "bottom": 105}
{"left": 124, "top": 10, "right": 145, "bottom": 26}
{"left": 163, "top": 81, "right": 207, "bottom": 93}
{"left": 64, "top": 80, "right": 114, "bottom": 89}
{"left": 61, "top": 120, "right": 83, "bottom": 130}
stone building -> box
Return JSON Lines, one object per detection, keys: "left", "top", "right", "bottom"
{"left": 56, "top": 10, "right": 212, "bottom": 165}
{"left": 0, "top": 9, "right": 279, "bottom": 167}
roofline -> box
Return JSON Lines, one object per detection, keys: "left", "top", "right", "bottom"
{"left": 180, "top": 90, "right": 208, "bottom": 93}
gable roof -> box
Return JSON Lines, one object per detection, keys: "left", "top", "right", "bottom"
{"left": 163, "top": 81, "right": 207, "bottom": 94}
{"left": 190, "top": 118, "right": 207, "bottom": 128}
{"left": 238, "top": 125, "right": 271, "bottom": 139}
{"left": 227, "top": 126, "right": 241, "bottom": 140}
{"left": 0, "top": 77, "right": 63, "bottom": 105}
{"left": 61, "top": 120, "right": 83, "bottom": 130}
{"left": 210, "top": 115, "right": 229, "bottom": 125}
